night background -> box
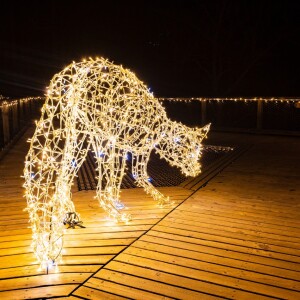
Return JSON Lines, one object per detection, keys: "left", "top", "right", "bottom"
{"left": 1, "top": 0, "right": 300, "bottom": 98}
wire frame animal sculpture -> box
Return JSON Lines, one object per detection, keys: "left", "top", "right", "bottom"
{"left": 24, "top": 57, "right": 210, "bottom": 268}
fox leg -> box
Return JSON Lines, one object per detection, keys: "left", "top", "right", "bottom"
{"left": 132, "top": 152, "right": 171, "bottom": 206}
{"left": 92, "top": 138, "right": 131, "bottom": 222}
{"left": 24, "top": 110, "right": 90, "bottom": 267}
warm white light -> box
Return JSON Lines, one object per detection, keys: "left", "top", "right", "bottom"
{"left": 0, "top": 96, "right": 42, "bottom": 109}
{"left": 23, "top": 57, "right": 210, "bottom": 268}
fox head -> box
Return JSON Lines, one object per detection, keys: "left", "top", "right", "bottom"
{"left": 155, "top": 122, "right": 210, "bottom": 177}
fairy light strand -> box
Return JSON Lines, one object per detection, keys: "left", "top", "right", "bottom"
{"left": 158, "top": 97, "right": 300, "bottom": 103}
{"left": 23, "top": 57, "right": 210, "bottom": 269}
{"left": 1, "top": 95, "right": 296, "bottom": 110}
{"left": 0, "top": 96, "right": 42, "bottom": 109}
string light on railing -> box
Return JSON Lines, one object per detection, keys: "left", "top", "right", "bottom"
{"left": 0, "top": 95, "right": 8, "bottom": 101}
{"left": 23, "top": 57, "right": 211, "bottom": 269}
{"left": 0, "top": 97, "right": 43, "bottom": 109}
{"left": 158, "top": 97, "right": 299, "bottom": 103}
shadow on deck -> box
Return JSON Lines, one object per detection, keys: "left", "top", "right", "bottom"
{"left": 0, "top": 128, "right": 299, "bottom": 299}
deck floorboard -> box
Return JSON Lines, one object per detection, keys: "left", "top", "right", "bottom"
{"left": 0, "top": 129, "right": 299, "bottom": 299}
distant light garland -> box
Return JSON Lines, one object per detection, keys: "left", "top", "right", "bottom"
{"left": 158, "top": 97, "right": 300, "bottom": 103}
{"left": 0, "top": 96, "right": 42, "bottom": 109}
{"left": 23, "top": 57, "right": 210, "bottom": 269}
{"left": 1, "top": 96, "right": 296, "bottom": 110}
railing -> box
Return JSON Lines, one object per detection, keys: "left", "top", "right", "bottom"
{"left": 0, "top": 96, "right": 44, "bottom": 150}
{"left": 0, "top": 96, "right": 299, "bottom": 152}
{"left": 159, "top": 97, "right": 300, "bottom": 134}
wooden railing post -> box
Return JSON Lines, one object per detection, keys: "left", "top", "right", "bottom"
{"left": 12, "top": 103, "right": 19, "bottom": 135}
{"left": 2, "top": 105, "right": 10, "bottom": 145}
{"left": 20, "top": 100, "right": 25, "bottom": 126}
{"left": 201, "top": 100, "right": 207, "bottom": 126}
{"left": 24, "top": 100, "right": 29, "bottom": 121}
{"left": 257, "top": 100, "right": 263, "bottom": 130}
{"left": 0, "top": 108, "right": 4, "bottom": 148}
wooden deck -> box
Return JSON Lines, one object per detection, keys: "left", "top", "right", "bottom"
{"left": 0, "top": 129, "right": 299, "bottom": 299}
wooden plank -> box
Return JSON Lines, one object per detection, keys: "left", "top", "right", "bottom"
{"left": 0, "top": 284, "right": 77, "bottom": 300}
{"left": 0, "top": 273, "right": 91, "bottom": 290}
{"left": 180, "top": 200, "right": 300, "bottom": 224}
{"left": 0, "top": 228, "right": 31, "bottom": 237}
{"left": 0, "top": 203, "right": 26, "bottom": 208}
{"left": 77, "top": 212, "right": 168, "bottom": 221}
{"left": 0, "top": 253, "right": 111, "bottom": 269}
{"left": 63, "top": 245, "right": 126, "bottom": 256}
{"left": 61, "top": 255, "right": 114, "bottom": 265}
{"left": 54, "top": 296, "right": 82, "bottom": 300}
{"left": 0, "top": 264, "right": 99, "bottom": 280}
{"left": 0, "top": 214, "right": 28, "bottom": 222}
{"left": 0, "top": 204, "right": 27, "bottom": 211}
{"left": 74, "top": 285, "right": 130, "bottom": 300}
{"left": 48, "top": 265, "right": 100, "bottom": 274}
{"left": 0, "top": 265, "right": 45, "bottom": 279}
{"left": 0, "top": 238, "right": 31, "bottom": 249}
{"left": 0, "top": 253, "right": 37, "bottom": 268}
{"left": 0, "top": 265, "right": 101, "bottom": 279}
{"left": 0, "top": 233, "right": 33, "bottom": 243}
{"left": 177, "top": 203, "right": 300, "bottom": 228}
{"left": 192, "top": 193, "right": 300, "bottom": 215}
{"left": 179, "top": 192, "right": 300, "bottom": 216}
{"left": 0, "top": 223, "right": 31, "bottom": 232}
{"left": 171, "top": 209, "right": 300, "bottom": 237}
{"left": 63, "top": 231, "right": 143, "bottom": 241}
{"left": 77, "top": 218, "right": 158, "bottom": 226}
{"left": 0, "top": 247, "right": 32, "bottom": 256}
{"left": 62, "top": 224, "right": 150, "bottom": 235}
{"left": 64, "top": 238, "right": 136, "bottom": 248}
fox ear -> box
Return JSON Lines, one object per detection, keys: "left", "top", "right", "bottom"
{"left": 195, "top": 123, "right": 210, "bottom": 142}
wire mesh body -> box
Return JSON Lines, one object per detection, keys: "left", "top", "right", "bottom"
{"left": 23, "top": 57, "right": 210, "bottom": 268}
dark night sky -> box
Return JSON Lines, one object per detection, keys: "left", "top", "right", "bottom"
{"left": 1, "top": 0, "right": 300, "bottom": 98}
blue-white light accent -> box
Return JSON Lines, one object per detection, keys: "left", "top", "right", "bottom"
{"left": 96, "top": 150, "right": 105, "bottom": 158}
{"left": 71, "top": 159, "right": 77, "bottom": 168}
{"left": 114, "top": 202, "right": 125, "bottom": 209}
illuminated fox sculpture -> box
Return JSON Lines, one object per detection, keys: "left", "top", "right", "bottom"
{"left": 24, "top": 57, "right": 210, "bottom": 268}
